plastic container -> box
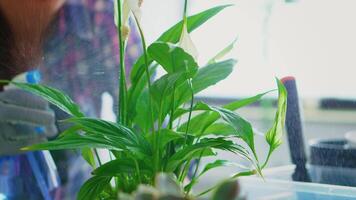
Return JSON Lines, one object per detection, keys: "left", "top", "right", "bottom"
{"left": 309, "top": 139, "right": 356, "bottom": 187}
{"left": 240, "top": 165, "right": 356, "bottom": 200}
{"left": 240, "top": 175, "right": 356, "bottom": 200}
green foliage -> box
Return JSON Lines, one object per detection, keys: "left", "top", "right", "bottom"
{"left": 10, "top": 82, "right": 84, "bottom": 117}
{"left": 77, "top": 176, "right": 112, "bottom": 200}
{"left": 9, "top": 2, "right": 288, "bottom": 200}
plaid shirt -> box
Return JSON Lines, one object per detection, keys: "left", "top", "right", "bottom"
{"left": 40, "top": 0, "right": 141, "bottom": 117}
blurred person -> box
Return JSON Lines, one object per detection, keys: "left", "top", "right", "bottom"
{"left": 0, "top": 1, "right": 65, "bottom": 199}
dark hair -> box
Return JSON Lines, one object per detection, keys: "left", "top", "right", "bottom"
{"left": 0, "top": 9, "right": 15, "bottom": 89}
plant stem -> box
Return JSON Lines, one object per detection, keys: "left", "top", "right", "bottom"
{"left": 183, "top": 0, "right": 188, "bottom": 21}
{"left": 133, "top": 15, "right": 157, "bottom": 174}
{"left": 156, "top": 101, "right": 164, "bottom": 171}
{"left": 94, "top": 149, "right": 102, "bottom": 166}
{"left": 116, "top": 0, "right": 128, "bottom": 125}
{"left": 168, "top": 85, "right": 176, "bottom": 129}
{"left": 178, "top": 157, "right": 192, "bottom": 182}
{"left": 186, "top": 150, "right": 204, "bottom": 194}
{"left": 181, "top": 0, "right": 194, "bottom": 147}
{"left": 261, "top": 147, "right": 273, "bottom": 169}
{"left": 184, "top": 81, "right": 194, "bottom": 146}
{"left": 132, "top": 157, "right": 142, "bottom": 183}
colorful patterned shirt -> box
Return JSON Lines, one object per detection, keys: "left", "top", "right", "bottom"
{"left": 39, "top": 1, "right": 142, "bottom": 198}
{"left": 40, "top": 0, "right": 141, "bottom": 117}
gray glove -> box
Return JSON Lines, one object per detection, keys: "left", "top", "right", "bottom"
{"left": 0, "top": 89, "right": 57, "bottom": 156}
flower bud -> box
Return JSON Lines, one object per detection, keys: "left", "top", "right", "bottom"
{"left": 121, "top": 25, "right": 131, "bottom": 41}
{"left": 138, "top": 0, "right": 143, "bottom": 7}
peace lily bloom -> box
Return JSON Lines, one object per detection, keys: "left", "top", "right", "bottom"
{"left": 115, "top": 0, "right": 143, "bottom": 40}
{"left": 179, "top": 22, "right": 199, "bottom": 59}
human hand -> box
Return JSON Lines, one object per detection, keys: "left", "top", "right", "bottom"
{"left": 0, "top": 89, "right": 57, "bottom": 156}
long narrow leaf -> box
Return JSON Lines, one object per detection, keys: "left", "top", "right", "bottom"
{"left": 93, "top": 158, "right": 152, "bottom": 177}
{"left": 11, "top": 82, "right": 84, "bottom": 117}
{"left": 208, "top": 38, "right": 237, "bottom": 64}
{"left": 178, "top": 90, "right": 273, "bottom": 135}
{"left": 167, "top": 137, "right": 250, "bottom": 171}
{"left": 77, "top": 176, "right": 112, "bottom": 200}
{"left": 130, "top": 5, "right": 232, "bottom": 87}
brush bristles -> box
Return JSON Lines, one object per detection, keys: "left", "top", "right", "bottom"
{"left": 0, "top": 0, "right": 64, "bottom": 79}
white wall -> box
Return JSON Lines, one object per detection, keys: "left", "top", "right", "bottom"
{"left": 140, "top": 0, "right": 356, "bottom": 98}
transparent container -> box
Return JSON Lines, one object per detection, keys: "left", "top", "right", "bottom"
{"left": 239, "top": 165, "right": 356, "bottom": 200}
{"left": 309, "top": 139, "right": 356, "bottom": 187}
{"left": 309, "top": 165, "right": 356, "bottom": 187}
{"left": 0, "top": 151, "right": 61, "bottom": 200}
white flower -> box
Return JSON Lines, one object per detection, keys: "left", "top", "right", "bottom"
{"left": 115, "top": 0, "right": 142, "bottom": 25}
{"left": 179, "top": 23, "right": 199, "bottom": 59}
{"left": 115, "top": 0, "right": 143, "bottom": 40}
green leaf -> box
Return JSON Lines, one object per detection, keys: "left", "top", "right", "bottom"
{"left": 178, "top": 90, "right": 273, "bottom": 135}
{"left": 130, "top": 5, "right": 231, "bottom": 90}
{"left": 133, "top": 90, "right": 152, "bottom": 132}
{"left": 24, "top": 132, "right": 126, "bottom": 151}
{"left": 151, "top": 73, "right": 186, "bottom": 105}
{"left": 166, "top": 137, "right": 248, "bottom": 171}
{"left": 174, "top": 59, "right": 236, "bottom": 109}
{"left": 208, "top": 38, "right": 237, "bottom": 64}
{"left": 65, "top": 118, "right": 138, "bottom": 144}
{"left": 147, "top": 129, "right": 184, "bottom": 151}
{"left": 25, "top": 118, "right": 151, "bottom": 157}
{"left": 199, "top": 160, "right": 246, "bottom": 179}
{"left": 66, "top": 118, "right": 152, "bottom": 156}
{"left": 77, "top": 176, "right": 112, "bottom": 200}
{"left": 184, "top": 159, "right": 249, "bottom": 192}
{"left": 127, "top": 64, "right": 158, "bottom": 123}
{"left": 158, "top": 5, "right": 232, "bottom": 43}
{"left": 203, "top": 123, "right": 236, "bottom": 136}
{"left": 130, "top": 56, "right": 155, "bottom": 94}
{"left": 134, "top": 72, "right": 189, "bottom": 131}
{"left": 200, "top": 104, "right": 255, "bottom": 154}
{"left": 265, "top": 79, "right": 288, "bottom": 152}
{"left": 148, "top": 42, "right": 198, "bottom": 78}
{"left": 191, "top": 59, "right": 236, "bottom": 94}
{"left": 11, "top": 82, "right": 84, "bottom": 117}
{"left": 93, "top": 158, "right": 152, "bottom": 177}
{"left": 82, "top": 148, "right": 96, "bottom": 168}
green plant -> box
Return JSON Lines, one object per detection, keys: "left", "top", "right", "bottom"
{"left": 9, "top": 1, "right": 287, "bottom": 199}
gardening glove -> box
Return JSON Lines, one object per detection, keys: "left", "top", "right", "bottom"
{"left": 0, "top": 89, "right": 57, "bottom": 156}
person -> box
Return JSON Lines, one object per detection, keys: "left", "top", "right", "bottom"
{"left": 41, "top": 0, "right": 141, "bottom": 116}
{"left": 0, "top": 2, "right": 65, "bottom": 199}
{"left": 0, "top": 0, "right": 141, "bottom": 198}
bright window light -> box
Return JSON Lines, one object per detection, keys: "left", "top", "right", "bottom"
{"left": 143, "top": 0, "right": 356, "bottom": 99}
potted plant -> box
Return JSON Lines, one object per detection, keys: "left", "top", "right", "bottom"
{"left": 9, "top": 0, "right": 287, "bottom": 199}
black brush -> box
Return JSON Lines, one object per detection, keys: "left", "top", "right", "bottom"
{"left": 281, "top": 76, "right": 311, "bottom": 182}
